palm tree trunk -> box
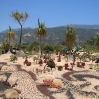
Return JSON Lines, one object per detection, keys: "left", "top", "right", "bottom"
{"left": 19, "top": 25, "right": 22, "bottom": 50}
{"left": 7, "top": 36, "right": 11, "bottom": 53}
{"left": 38, "top": 37, "right": 41, "bottom": 60}
{"left": 9, "top": 36, "right": 10, "bottom": 50}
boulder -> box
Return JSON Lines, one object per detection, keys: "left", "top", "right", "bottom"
{"left": 52, "top": 78, "right": 63, "bottom": 87}
{"left": 35, "top": 80, "right": 43, "bottom": 85}
{"left": 0, "top": 71, "right": 5, "bottom": 75}
{"left": 1, "top": 66, "right": 8, "bottom": 71}
{"left": 0, "top": 97, "right": 4, "bottom": 99}
{"left": 39, "top": 75, "right": 55, "bottom": 81}
{"left": 16, "top": 50, "right": 25, "bottom": 57}
{"left": 4, "top": 88, "right": 19, "bottom": 99}
{"left": 7, "top": 76, "right": 18, "bottom": 87}
{"left": 0, "top": 74, "right": 7, "bottom": 82}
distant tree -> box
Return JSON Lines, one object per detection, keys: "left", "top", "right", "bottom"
{"left": 7, "top": 26, "right": 15, "bottom": 52}
{"left": 36, "top": 19, "right": 47, "bottom": 59}
{"left": 43, "top": 44, "right": 54, "bottom": 53}
{"left": 27, "top": 41, "right": 39, "bottom": 52}
{"left": 94, "top": 35, "right": 99, "bottom": 50}
{"left": 11, "top": 11, "right": 28, "bottom": 50}
{"left": 54, "top": 44, "right": 63, "bottom": 52}
{"left": 66, "top": 25, "right": 76, "bottom": 52}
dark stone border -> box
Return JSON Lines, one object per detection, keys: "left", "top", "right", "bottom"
{"left": 62, "top": 70, "right": 89, "bottom": 81}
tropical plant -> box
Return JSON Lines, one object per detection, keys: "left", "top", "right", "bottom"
{"left": 83, "top": 44, "right": 93, "bottom": 54}
{"left": 10, "top": 54, "right": 18, "bottom": 62}
{"left": 36, "top": 19, "right": 47, "bottom": 59}
{"left": 77, "top": 54, "right": 84, "bottom": 63}
{"left": 7, "top": 26, "right": 15, "bottom": 52}
{"left": 33, "top": 57, "right": 38, "bottom": 64}
{"left": 11, "top": 11, "right": 28, "bottom": 50}
{"left": 94, "top": 64, "right": 99, "bottom": 70}
{"left": 23, "top": 54, "right": 28, "bottom": 59}
{"left": 54, "top": 45, "right": 63, "bottom": 54}
{"left": 89, "top": 64, "right": 93, "bottom": 69}
{"left": 1, "top": 39, "right": 9, "bottom": 53}
{"left": 66, "top": 25, "right": 76, "bottom": 52}
{"left": 58, "top": 66, "right": 63, "bottom": 71}
{"left": 90, "top": 55, "right": 96, "bottom": 64}
{"left": 43, "top": 44, "right": 54, "bottom": 54}
{"left": 82, "top": 52, "right": 90, "bottom": 59}
{"left": 27, "top": 41, "right": 39, "bottom": 53}
{"left": 44, "top": 59, "right": 55, "bottom": 70}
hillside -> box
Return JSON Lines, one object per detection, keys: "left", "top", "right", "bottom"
{"left": 0, "top": 25, "right": 99, "bottom": 44}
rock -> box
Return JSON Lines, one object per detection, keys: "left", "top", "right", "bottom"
{"left": 52, "top": 79, "right": 63, "bottom": 87}
{"left": 0, "top": 64, "right": 3, "bottom": 70}
{"left": 16, "top": 50, "right": 25, "bottom": 57}
{"left": 35, "top": 80, "right": 43, "bottom": 85}
{"left": 45, "top": 75, "right": 55, "bottom": 80}
{"left": 0, "top": 71, "right": 5, "bottom": 75}
{"left": 0, "top": 97, "right": 4, "bottom": 99}
{"left": 4, "top": 88, "right": 19, "bottom": 99}
{"left": 0, "top": 74, "right": 7, "bottom": 82}
{"left": 7, "top": 76, "right": 18, "bottom": 87}
{"left": 1, "top": 66, "right": 8, "bottom": 71}
{"left": 41, "top": 75, "right": 55, "bottom": 80}
{"left": 0, "top": 91, "right": 4, "bottom": 96}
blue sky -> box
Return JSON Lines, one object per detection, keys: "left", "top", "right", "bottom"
{"left": 0, "top": 0, "right": 99, "bottom": 32}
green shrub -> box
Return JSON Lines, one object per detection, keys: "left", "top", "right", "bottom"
{"left": 58, "top": 66, "right": 63, "bottom": 71}
{"left": 45, "top": 59, "right": 55, "bottom": 70}
{"left": 94, "top": 65, "right": 99, "bottom": 70}
{"left": 89, "top": 64, "right": 93, "bottom": 69}
{"left": 92, "top": 93, "right": 99, "bottom": 99}
{"left": 10, "top": 54, "right": 18, "bottom": 62}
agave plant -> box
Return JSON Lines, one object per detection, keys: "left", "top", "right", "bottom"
{"left": 33, "top": 57, "right": 38, "bottom": 64}
{"left": 90, "top": 55, "right": 97, "bottom": 64}
{"left": 77, "top": 55, "right": 84, "bottom": 63}
{"left": 10, "top": 54, "right": 18, "bottom": 62}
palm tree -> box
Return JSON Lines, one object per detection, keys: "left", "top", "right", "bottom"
{"left": 7, "top": 26, "right": 15, "bottom": 52}
{"left": 65, "top": 25, "right": 76, "bottom": 63}
{"left": 36, "top": 19, "right": 47, "bottom": 59}
{"left": 66, "top": 25, "right": 76, "bottom": 52}
{"left": 11, "top": 11, "right": 28, "bottom": 50}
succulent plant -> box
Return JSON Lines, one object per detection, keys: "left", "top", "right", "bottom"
{"left": 10, "top": 54, "right": 18, "bottom": 62}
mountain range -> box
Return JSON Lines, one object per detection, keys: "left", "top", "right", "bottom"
{"left": 0, "top": 24, "right": 99, "bottom": 44}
